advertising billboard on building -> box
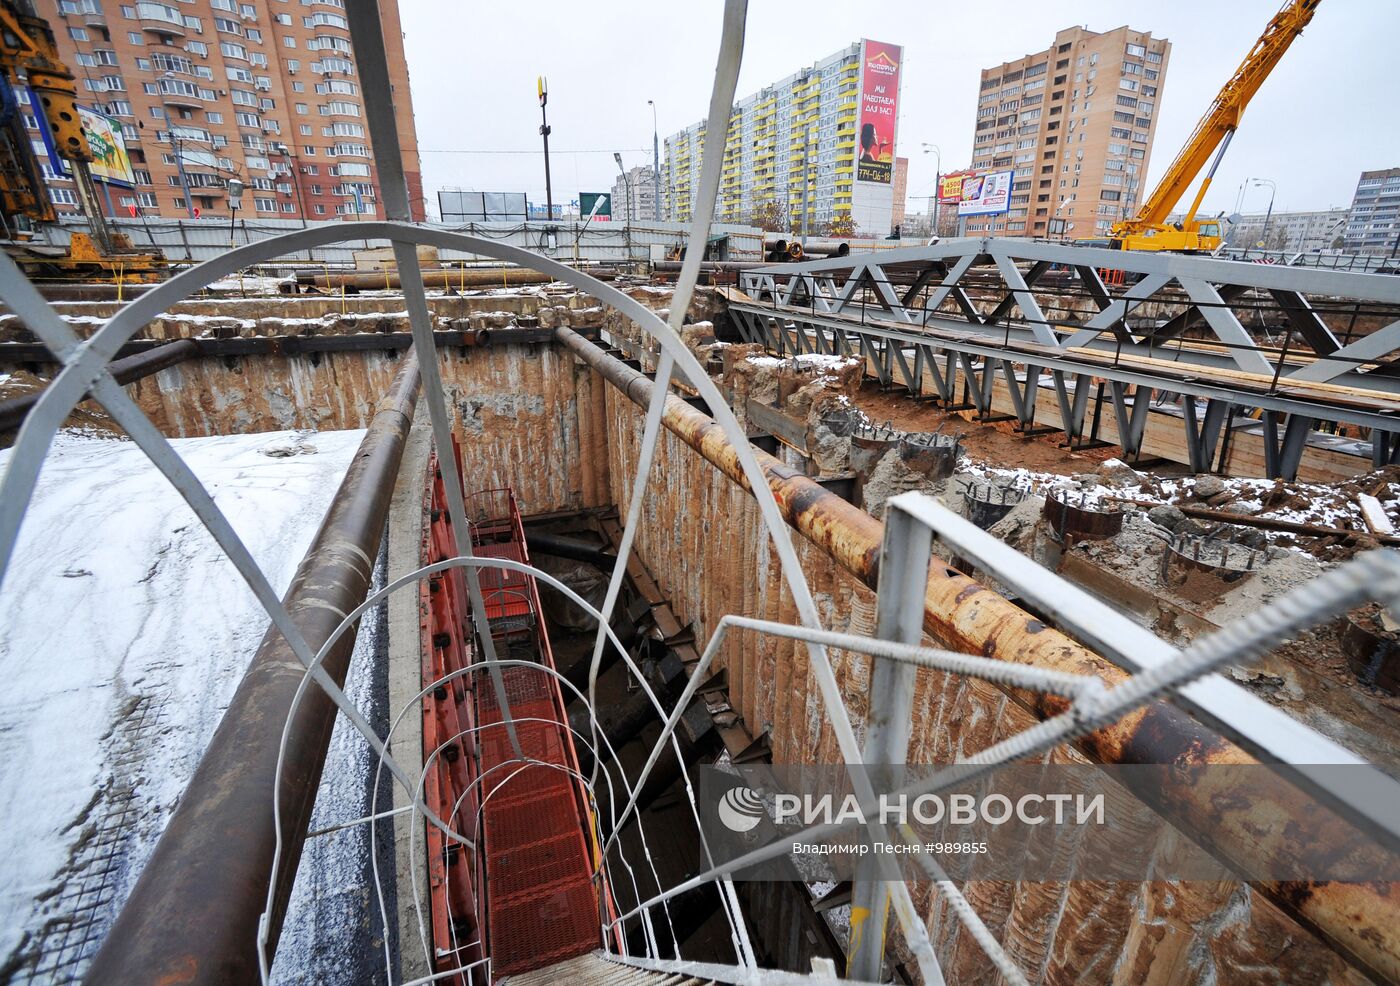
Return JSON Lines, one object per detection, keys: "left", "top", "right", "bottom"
{"left": 856, "top": 40, "right": 901, "bottom": 185}
{"left": 957, "top": 170, "right": 1015, "bottom": 216}
{"left": 938, "top": 170, "right": 976, "bottom": 204}
{"left": 78, "top": 106, "right": 134, "bottom": 186}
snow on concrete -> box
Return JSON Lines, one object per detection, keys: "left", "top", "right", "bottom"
{"left": 0, "top": 427, "right": 365, "bottom": 973}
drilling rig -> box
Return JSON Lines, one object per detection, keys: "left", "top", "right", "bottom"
{"left": 0, "top": 0, "right": 162, "bottom": 281}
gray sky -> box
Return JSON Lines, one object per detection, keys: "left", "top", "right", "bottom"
{"left": 400, "top": 0, "right": 1399, "bottom": 221}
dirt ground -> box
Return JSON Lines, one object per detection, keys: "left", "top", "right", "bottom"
{"left": 848, "top": 380, "right": 1122, "bottom": 476}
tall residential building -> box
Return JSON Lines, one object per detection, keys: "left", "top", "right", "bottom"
{"left": 663, "top": 39, "right": 903, "bottom": 236}
{"left": 1344, "top": 168, "right": 1400, "bottom": 255}
{"left": 610, "top": 165, "right": 658, "bottom": 224}
{"left": 968, "top": 25, "right": 1170, "bottom": 237}
{"left": 32, "top": 0, "right": 423, "bottom": 223}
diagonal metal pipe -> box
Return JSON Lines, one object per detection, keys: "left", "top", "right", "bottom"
{"left": 553, "top": 325, "right": 1400, "bottom": 982}
{"left": 84, "top": 353, "right": 421, "bottom": 985}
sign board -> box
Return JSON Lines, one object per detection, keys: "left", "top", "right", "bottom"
{"left": 856, "top": 40, "right": 901, "bottom": 184}
{"left": 956, "top": 170, "right": 1014, "bottom": 217}
{"left": 579, "top": 191, "right": 612, "bottom": 221}
{"left": 938, "top": 170, "right": 975, "bottom": 204}
{"left": 437, "top": 190, "right": 529, "bottom": 223}
{"left": 78, "top": 105, "right": 135, "bottom": 186}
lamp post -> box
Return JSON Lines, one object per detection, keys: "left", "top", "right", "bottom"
{"left": 647, "top": 99, "right": 660, "bottom": 222}
{"left": 274, "top": 143, "right": 308, "bottom": 228}
{"left": 537, "top": 75, "right": 554, "bottom": 222}
{"left": 226, "top": 177, "right": 243, "bottom": 248}
{"left": 922, "top": 142, "right": 941, "bottom": 238}
{"left": 613, "top": 152, "right": 633, "bottom": 226}
{"left": 1253, "top": 178, "right": 1277, "bottom": 253}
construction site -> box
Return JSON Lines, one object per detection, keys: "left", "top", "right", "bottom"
{"left": 2, "top": 1, "right": 1399, "bottom": 985}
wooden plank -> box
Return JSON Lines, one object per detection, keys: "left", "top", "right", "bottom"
{"left": 1358, "top": 493, "right": 1396, "bottom": 536}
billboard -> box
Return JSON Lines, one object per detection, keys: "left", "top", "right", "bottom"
{"left": 957, "top": 170, "right": 1015, "bottom": 216}
{"left": 856, "top": 40, "right": 901, "bottom": 185}
{"left": 78, "top": 106, "right": 135, "bottom": 186}
{"left": 438, "top": 190, "right": 529, "bottom": 223}
{"left": 579, "top": 191, "right": 612, "bottom": 221}
{"left": 938, "top": 170, "right": 976, "bottom": 204}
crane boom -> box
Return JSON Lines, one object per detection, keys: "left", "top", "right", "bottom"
{"left": 1111, "top": 0, "right": 1320, "bottom": 252}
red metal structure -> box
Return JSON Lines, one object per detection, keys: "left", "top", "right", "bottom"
{"left": 421, "top": 441, "right": 609, "bottom": 982}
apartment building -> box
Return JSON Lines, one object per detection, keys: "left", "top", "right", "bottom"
{"left": 31, "top": 0, "right": 423, "bottom": 222}
{"left": 610, "top": 165, "right": 658, "bottom": 224}
{"left": 663, "top": 39, "right": 902, "bottom": 236}
{"left": 969, "top": 25, "right": 1169, "bottom": 237}
{"left": 1344, "top": 168, "right": 1400, "bottom": 255}
{"left": 1227, "top": 207, "right": 1347, "bottom": 253}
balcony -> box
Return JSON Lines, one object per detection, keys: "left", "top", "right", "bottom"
{"left": 137, "top": 1, "right": 185, "bottom": 38}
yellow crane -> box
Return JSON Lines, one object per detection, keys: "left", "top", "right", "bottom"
{"left": 1109, "top": 0, "right": 1321, "bottom": 253}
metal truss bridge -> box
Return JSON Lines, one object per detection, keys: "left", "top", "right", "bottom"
{"left": 731, "top": 241, "right": 1400, "bottom": 479}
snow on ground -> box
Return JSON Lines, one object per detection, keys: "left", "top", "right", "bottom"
{"left": 0, "top": 428, "right": 365, "bottom": 976}
{"left": 745, "top": 353, "right": 859, "bottom": 372}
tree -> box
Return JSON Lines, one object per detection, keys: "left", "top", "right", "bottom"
{"left": 747, "top": 199, "right": 788, "bottom": 233}
{"left": 822, "top": 213, "right": 856, "bottom": 238}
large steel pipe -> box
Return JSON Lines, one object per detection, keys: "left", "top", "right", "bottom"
{"left": 85, "top": 353, "right": 422, "bottom": 984}
{"left": 553, "top": 326, "right": 1399, "bottom": 981}
{"left": 0, "top": 337, "right": 199, "bottom": 433}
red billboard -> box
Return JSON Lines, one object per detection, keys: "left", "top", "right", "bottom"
{"left": 938, "top": 170, "right": 976, "bottom": 204}
{"left": 856, "top": 40, "right": 901, "bottom": 185}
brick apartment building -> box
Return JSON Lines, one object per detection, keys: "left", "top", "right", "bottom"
{"left": 968, "top": 24, "right": 1170, "bottom": 238}
{"left": 30, "top": 0, "right": 423, "bottom": 222}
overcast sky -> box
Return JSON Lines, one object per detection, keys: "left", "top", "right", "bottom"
{"left": 399, "top": 0, "right": 1399, "bottom": 221}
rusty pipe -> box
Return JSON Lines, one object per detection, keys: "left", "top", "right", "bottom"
{"left": 553, "top": 326, "right": 1400, "bottom": 982}
{"left": 84, "top": 352, "right": 422, "bottom": 985}
{"left": 0, "top": 337, "right": 199, "bottom": 433}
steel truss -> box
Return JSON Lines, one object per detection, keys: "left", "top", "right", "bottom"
{"left": 734, "top": 239, "right": 1400, "bottom": 478}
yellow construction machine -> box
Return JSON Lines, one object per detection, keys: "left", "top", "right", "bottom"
{"left": 0, "top": 0, "right": 162, "bottom": 281}
{"left": 1108, "top": 0, "right": 1320, "bottom": 253}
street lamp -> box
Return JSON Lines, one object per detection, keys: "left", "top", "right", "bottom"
{"left": 647, "top": 99, "right": 660, "bottom": 222}
{"left": 614, "top": 152, "right": 633, "bottom": 228}
{"left": 273, "top": 143, "right": 308, "bottom": 229}
{"left": 1252, "top": 178, "right": 1277, "bottom": 253}
{"left": 226, "top": 177, "right": 244, "bottom": 247}
{"left": 922, "top": 142, "right": 941, "bottom": 238}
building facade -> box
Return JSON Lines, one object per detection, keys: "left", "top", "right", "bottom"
{"left": 1344, "top": 168, "right": 1400, "bottom": 255}
{"left": 31, "top": 0, "right": 423, "bottom": 223}
{"left": 1226, "top": 208, "right": 1347, "bottom": 253}
{"left": 890, "top": 155, "right": 907, "bottom": 231}
{"left": 968, "top": 25, "right": 1169, "bottom": 237}
{"left": 610, "top": 165, "right": 657, "bottom": 224}
{"left": 663, "top": 39, "right": 902, "bottom": 236}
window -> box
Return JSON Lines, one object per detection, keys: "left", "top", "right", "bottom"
{"left": 235, "top": 111, "right": 261, "bottom": 127}
{"left": 298, "top": 123, "right": 312, "bottom": 135}
{"left": 50, "top": 188, "right": 80, "bottom": 206}
{"left": 295, "top": 102, "right": 309, "bottom": 113}
{"left": 1146, "top": 50, "right": 1163, "bottom": 64}
{"left": 214, "top": 16, "right": 242, "bottom": 34}
{"left": 1100, "top": 189, "right": 1122, "bottom": 201}
{"left": 283, "top": 35, "right": 297, "bottom": 47}
{"left": 1126, "top": 43, "right": 1146, "bottom": 58}
{"left": 185, "top": 40, "right": 208, "bottom": 55}
{"left": 230, "top": 88, "right": 257, "bottom": 106}
{"left": 254, "top": 196, "right": 277, "bottom": 211}
{"left": 206, "top": 110, "right": 223, "bottom": 124}
{"left": 314, "top": 204, "right": 326, "bottom": 215}
{"left": 68, "top": 26, "right": 90, "bottom": 41}
{"left": 1115, "top": 94, "right": 1137, "bottom": 107}
{"left": 247, "top": 28, "right": 263, "bottom": 43}
{"left": 220, "top": 41, "right": 247, "bottom": 59}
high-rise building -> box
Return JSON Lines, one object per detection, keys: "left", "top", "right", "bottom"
{"left": 1344, "top": 168, "right": 1400, "bottom": 255}
{"left": 663, "top": 39, "right": 903, "bottom": 236}
{"left": 968, "top": 25, "right": 1169, "bottom": 238}
{"left": 610, "top": 165, "right": 657, "bottom": 224}
{"left": 31, "top": 0, "right": 423, "bottom": 223}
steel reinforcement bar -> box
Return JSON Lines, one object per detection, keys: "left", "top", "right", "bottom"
{"left": 83, "top": 353, "right": 422, "bottom": 985}
{"left": 553, "top": 325, "right": 1400, "bottom": 982}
